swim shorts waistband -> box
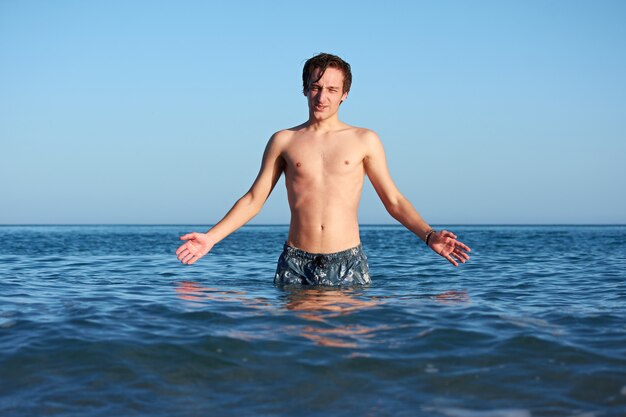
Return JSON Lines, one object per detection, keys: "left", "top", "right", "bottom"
{"left": 282, "top": 243, "right": 364, "bottom": 262}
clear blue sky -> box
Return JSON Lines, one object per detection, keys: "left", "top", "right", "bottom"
{"left": 1, "top": 0, "right": 625, "bottom": 224}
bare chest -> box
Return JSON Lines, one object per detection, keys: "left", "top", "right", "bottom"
{"left": 282, "top": 140, "right": 365, "bottom": 179}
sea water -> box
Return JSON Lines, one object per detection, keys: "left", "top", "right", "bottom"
{"left": 1, "top": 225, "right": 625, "bottom": 416}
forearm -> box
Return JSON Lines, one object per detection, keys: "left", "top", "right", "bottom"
{"left": 204, "top": 193, "right": 262, "bottom": 245}
{"left": 386, "top": 196, "right": 433, "bottom": 242}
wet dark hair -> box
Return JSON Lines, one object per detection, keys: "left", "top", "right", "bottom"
{"left": 302, "top": 53, "right": 352, "bottom": 95}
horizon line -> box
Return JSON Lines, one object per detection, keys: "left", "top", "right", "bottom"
{"left": 1, "top": 223, "right": 625, "bottom": 227}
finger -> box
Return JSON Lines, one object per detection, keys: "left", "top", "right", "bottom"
{"left": 452, "top": 252, "right": 466, "bottom": 263}
{"left": 444, "top": 254, "right": 459, "bottom": 267}
{"left": 176, "top": 244, "right": 189, "bottom": 255}
{"left": 179, "top": 233, "right": 197, "bottom": 241}
{"left": 454, "top": 249, "right": 470, "bottom": 261}
{"left": 455, "top": 241, "right": 471, "bottom": 252}
{"left": 181, "top": 252, "right": 194, "bottom": 264}
{"left": 458, "top": 253, "right": 470, "bottom": 262}
{"left": 185, "top": 254, "right": 198, "bottom": 265}
{"left": 177, "top": 248, "right": 190, "bottom": 260}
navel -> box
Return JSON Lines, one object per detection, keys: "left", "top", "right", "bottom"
{"left": 296, "top": 162, "right": 301, "bottom": 168}
{"left": 320, "top": 224, "right": 325, "bottom": 231}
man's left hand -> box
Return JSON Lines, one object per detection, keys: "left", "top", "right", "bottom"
{"left": 429, "top": 230, "right": 471, "bottom": 267}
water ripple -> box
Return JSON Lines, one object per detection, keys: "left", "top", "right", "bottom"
{"left": 1, "top": 225, "right": 626, "bottom": 416}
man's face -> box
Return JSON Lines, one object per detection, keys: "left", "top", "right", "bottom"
{"left": 305, "top": 67, "right": 348, "bottom": 120}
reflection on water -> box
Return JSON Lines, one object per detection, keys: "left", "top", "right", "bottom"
{"left": 174, "top": 282, "right": 383, "bottom": 348}
{"left": 283, "top": 288, "right": 376, "bottom": 319}
{"left": 174, "top": 282, "right": 469, "bottom": 349}
{"left": 433, "top": 290, "right": 470, "bottom": 303}
{"left": 175, "top": 281, "right": 247, "bottom": 303}
{"left": 283, "top": 288, "right": 380, "bottom": 348}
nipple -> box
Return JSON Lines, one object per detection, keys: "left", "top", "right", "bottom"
{"left": 296, "top": 162, "right": 301, "bottom": 168}
{"left": 344, "top": 160, "right": 349, "bottom": 165}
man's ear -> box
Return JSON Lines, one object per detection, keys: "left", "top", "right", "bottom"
{"left": 340, "top": 92, "right": 348, "bottom": 103}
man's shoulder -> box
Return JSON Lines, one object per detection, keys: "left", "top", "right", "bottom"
{"left": 270, "top": 123, "right": 307, "bottom": 142}
{"left": 265, "top": 127, "right": 299, "bottom": 152}
{"left": 349, "top": 126, "right": 378, "bottom": 138}
{"left": 347, "top": 126, "right": 381, "bottom": 146}
{"left": 345, "top": 127, "right": 384, "bottom": 159}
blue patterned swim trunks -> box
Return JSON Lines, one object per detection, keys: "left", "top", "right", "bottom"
{"left": 274, "top": 244, "right": 371, "bottom": 286}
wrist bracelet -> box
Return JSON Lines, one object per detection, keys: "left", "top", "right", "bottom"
{"left": 425, "top": 229, "right": 436, "bottom": 246}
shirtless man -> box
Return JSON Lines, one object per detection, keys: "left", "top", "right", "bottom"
{"left": 176, "top": 53, "right": 471, "bottom": 285}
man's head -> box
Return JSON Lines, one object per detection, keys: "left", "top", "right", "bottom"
{"left": 302, "top": 53, "right": 352, "bottom": 95}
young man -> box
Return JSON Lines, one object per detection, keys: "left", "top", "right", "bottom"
{"left": 176, "top": 53, "right": 471, "bottom": 285}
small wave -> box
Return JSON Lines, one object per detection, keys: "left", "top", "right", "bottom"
{"left": 425, "top": 406, "right": 531, "bottom": 417}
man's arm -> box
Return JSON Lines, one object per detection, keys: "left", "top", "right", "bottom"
{"left": 176, "top": 133, "right": 286, "bottom": 265}
{"left": 363, "top": 131, "right": 470, "bottom": 266}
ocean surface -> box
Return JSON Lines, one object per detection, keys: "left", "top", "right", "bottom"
{"left": 1, "top": 225, "right": 625, "bottom": 417}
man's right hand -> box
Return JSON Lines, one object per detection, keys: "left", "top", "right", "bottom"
{"left": 176, "top": 232, "right": 214, "bottom": 265}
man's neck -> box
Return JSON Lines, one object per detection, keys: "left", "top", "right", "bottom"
{"left": 305, "top": 114, "right": 346, "bottom": 134}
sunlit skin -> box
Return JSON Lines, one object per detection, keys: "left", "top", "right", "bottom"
{"left": 176, "top": 66, "right": 471, "bottom": 266}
